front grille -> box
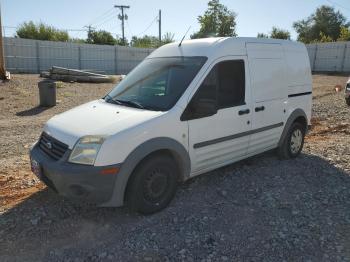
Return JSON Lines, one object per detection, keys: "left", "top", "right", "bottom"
{"left": 39, "top": 132, "right": 68, "bottom": 160}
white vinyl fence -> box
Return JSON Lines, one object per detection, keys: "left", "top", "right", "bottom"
{"left": 4, "top": 37, "right": 154, "bottom": 75}
{"left": 306, "top": 41, "right": 350, "bottom": 72}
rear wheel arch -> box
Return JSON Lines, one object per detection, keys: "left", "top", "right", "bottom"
{"left": 278, "top": 109, "right": 308, "bottom": 147}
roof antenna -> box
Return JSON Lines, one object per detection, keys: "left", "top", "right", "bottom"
{"left": 178, "top": 26, "right": 191, "bottom": 47}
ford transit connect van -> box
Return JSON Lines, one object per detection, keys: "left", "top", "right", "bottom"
{"left": 30, "top": 37, "right": 312, "bottom": 214}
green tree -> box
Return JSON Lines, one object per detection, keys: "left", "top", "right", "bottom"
{"left": 16, "top": 21, "right": 69, "bottom": 41}
{"left": 130, "top": 33, "right": 175, "bottom": 48}
{"left": 191, "top": 0, "right": 237, "bottom": 39}
{"left": 86, "top": 30, "right": 117, "bottom": 45}
{"left": 162, "top": 32, "right": 175, "bottom": 44}
{"left": 270, "top": 27, "right": 291, "bottom": 40}
{"left": 130, "top": 35, "right": 158, "bottom": 48}
{"left": 293, "top": 5, "right": 349, "bottom": 43}
{"left": 319, "top": 32, "right": 333, "bottom": 42}
{"left": 257, "top": 33, "right": 269, "bottom": 38}
{"left": 337, "top": 26, "right": 350, "bottom": 41}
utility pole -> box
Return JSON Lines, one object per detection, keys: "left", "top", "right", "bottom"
{"left": 84, "top": 25, "right": 95, "bottom": 44}
{"left": 158, "top": 9, "right": 161, "bottom": 44}
{"left": 0, "top": 4, "right": 8, "bottom": 80}
{"left": 114, "top": 5, "right": 130, "bottom": 45}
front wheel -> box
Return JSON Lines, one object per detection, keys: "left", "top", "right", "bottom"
{"left": 278, "top": 122, "right": 305, "bottom": 159}
{"left": 126, "top": 154, "right": 179, "bottom": 214}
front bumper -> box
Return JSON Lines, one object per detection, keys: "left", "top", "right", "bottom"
{"left": 345, "top": 90, "right": 350, "bottom": 99}
{"left": 30, "top": 143, "right": 120, "bottom": 204}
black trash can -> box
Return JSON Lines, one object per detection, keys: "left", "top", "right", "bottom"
{"left": 38, "top": 80, "right": 56, "bottom": 107}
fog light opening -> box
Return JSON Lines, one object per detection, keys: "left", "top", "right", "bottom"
{"left": 69, "top": 185, "right": 89, "bottom": 197}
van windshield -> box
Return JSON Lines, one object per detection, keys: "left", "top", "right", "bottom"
{"left": 105, "top": 56, "right": 207, "bottom": 111}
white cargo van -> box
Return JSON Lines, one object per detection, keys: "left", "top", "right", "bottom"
{"left": 30, "top": 37, "right": 312, "bottom": 214}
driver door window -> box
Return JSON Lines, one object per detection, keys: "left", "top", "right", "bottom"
{"left": 182, "top": 59, "right": 245, "bottom": 121}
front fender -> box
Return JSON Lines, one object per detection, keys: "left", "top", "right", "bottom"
{"left": 100, "top": 137, "right": 190, "bottom": 207}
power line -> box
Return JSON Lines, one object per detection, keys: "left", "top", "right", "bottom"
{"left": 4, "top": 25, "right": 88, "bottom": 32}
{"left": 93, "top": 11, "right": 117, "bottom": 28}
{"left": 87, "top": 7, "right": 115, "bottom": 26}
{"left": 125, "top": 20, "right": 134, "bottom": 38}
{"left": 136, "top": 15, "right": 158, "bottom": 36}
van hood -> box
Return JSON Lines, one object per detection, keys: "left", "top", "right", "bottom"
{"left": 44, "top": 99, "right": 164, "bottom": 148}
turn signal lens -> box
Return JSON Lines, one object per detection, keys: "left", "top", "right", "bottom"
{"left": 100, "top": 167, "right": 119, "bottom": 175}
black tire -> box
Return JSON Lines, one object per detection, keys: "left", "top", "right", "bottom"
{"left": 126, "top": 154, "right": 179, "bottom": 214}
{"left": 278, "top": 122, "right": 305, "bottom": 159}
{"left": 346, "top": 98, "right": 350, "bottom": 106}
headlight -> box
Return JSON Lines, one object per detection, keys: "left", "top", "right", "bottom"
{"left": 68, "top": 136, "right": 106, "bottom": 165}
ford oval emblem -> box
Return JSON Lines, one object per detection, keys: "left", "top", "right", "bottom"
{"left": 46, "top": 141, "right": 52, "bottom": 149}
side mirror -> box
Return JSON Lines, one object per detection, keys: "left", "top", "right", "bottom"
{"left": 193, "top": 98, "right": 217, "bottom": 118}
{"left": 181, "top": 98, "right": 217, "bottom": 121}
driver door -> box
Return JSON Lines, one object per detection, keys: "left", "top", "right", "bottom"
{"left": 183, "top": 57, "right": 252, "bottom": 175}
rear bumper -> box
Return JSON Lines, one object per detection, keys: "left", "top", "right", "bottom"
{"left": 30, "top": 143, "right": 120, "bottom": 205}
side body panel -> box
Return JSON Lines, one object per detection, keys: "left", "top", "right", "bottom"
{"left": 284, "top": 44, "right": 313, "bottom": 125}
{"left": 246, "top": 43, "right": 287, "bottom": 154}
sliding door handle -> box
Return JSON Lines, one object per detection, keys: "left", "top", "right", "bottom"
{"left": 238, "top": 109, "right": 250, "bottom": 115}
{"left": 255, "top": 106, "right": 265, "bottom": 112}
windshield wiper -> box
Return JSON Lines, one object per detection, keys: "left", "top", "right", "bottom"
{"left": 112, "top": 99, "right": 145, "bottom": 109}
{"left": 105, "top": 95, "right": 151, "bottom": 110}
{"left": 105, "top": 95, "right": 123, "bottom": 105}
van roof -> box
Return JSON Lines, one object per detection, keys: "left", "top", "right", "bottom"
{"left": 148, "top": 37, "right": 306, "bottom": 59}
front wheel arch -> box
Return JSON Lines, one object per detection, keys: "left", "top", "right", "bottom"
{"left": 101, "top": 137, "right": 190, "bottom": 207}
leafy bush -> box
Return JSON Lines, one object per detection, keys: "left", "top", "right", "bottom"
{"left": 16, "top": 21, "right": 69, "bottom": 41}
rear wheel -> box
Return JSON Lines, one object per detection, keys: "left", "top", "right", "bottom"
{"left": 278, "top": 122, "right": 305, "bottom": 159}
{"left": 126, "top": 154, "right": 179, "bottom": 214}
{"left": 346, "top": 98, "right": 350, "bottom": 106}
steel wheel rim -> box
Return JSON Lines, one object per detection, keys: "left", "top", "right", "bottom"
{"left": 143, "top": 168, "right": 169, "bottom": 203}
{"left": 290, "top": 129, "right": 303, "bottom": 154}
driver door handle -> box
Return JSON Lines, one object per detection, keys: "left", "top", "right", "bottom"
{"left": 238, "top": 109, "right": 250, "bottom": 115}
{"left": 255, "top": 106, "right": 265, "bottom": 112}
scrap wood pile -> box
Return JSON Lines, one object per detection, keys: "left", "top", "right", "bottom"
{"left": 40, "top": 66, "right": 118, "bottom": 83}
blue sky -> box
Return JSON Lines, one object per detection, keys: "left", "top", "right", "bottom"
{"left": 2, "top": 0, "right": 350, "bottom": 41}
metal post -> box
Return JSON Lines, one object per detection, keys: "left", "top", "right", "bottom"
{"left": 114, "top": 45, "right": 118, "bottom": 74}
{"left": 313, "top": 44, "right": 318, "bottom": 72}
{"left": 158, "top": 10, "right": 162, "bottom": 44}
{"left": 36, "top": 41, "right": 40, "bottom": 73}
{"left": 341, "top": 43, "right": 347, "bottom": 72}
{"left": 78, "top": 46, "right": 82, "bottom": 70}
{"left": 0, "top": 4, "right": 7, "bottom": 79}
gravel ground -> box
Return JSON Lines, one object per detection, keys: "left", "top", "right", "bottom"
{"left": 0, "top": 74, "right": 350, "bottom": 261}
